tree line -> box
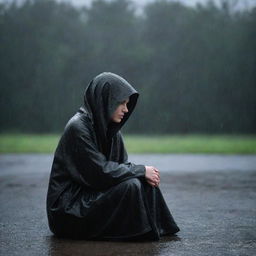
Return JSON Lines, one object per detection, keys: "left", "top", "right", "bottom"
{"left": 0, "top": 0, "right": 255, "bottom": 134}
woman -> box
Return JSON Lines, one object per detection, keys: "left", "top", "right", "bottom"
{"left": 46, "top": 72, "right": 180, "bottom": 241}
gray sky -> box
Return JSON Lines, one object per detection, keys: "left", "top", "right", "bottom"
{"left": 1, "top": 0, "right": 255, "bottom": 10}
{"left": 57, "top": 0, "right": 255, "bottom": 9}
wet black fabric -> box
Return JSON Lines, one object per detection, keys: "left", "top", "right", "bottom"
{"left": 46, "top": 72, "right": 180, "bottom": 240}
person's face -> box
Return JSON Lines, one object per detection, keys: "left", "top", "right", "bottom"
{"left": 111, "top": 98, "right": 129, "bottom": 123}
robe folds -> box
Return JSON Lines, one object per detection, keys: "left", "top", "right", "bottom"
{"left": 46, "top": 72, "right": 180, "bottom": 241}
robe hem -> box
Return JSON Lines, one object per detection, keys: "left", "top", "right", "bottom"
{"left": 160, "top": 227, "right": 180, "bottom": 236}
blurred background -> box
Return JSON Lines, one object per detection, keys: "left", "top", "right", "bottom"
{"left": 1, "top": 2, "right": 256, "bottom": 254}
{"left": 0, "top": 0, "right": 255, "bottom": 153}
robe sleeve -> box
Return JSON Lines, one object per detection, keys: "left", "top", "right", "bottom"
{"left": 68, "top": 118, "right": 146, "bottom": 190}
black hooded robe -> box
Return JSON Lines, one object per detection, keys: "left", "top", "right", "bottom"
{"left": 46, "top": 72, "right": 180, "bottom": 241}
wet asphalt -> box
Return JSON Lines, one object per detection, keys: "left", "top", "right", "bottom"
{"left": 0, "top": 154, "right": 256, "bottom": 256}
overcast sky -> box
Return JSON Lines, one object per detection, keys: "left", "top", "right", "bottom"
{"left": 58, "top": 0, "right": 256, "bottom": 9}
{"left": 1, "top": 0, "right": 255, "bottom": 10}
{"left": 63, "top": 0, "right": 206, "bottom": 7}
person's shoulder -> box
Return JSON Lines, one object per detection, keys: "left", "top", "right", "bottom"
{"left": 64, "top": 109, "right": 94, "bottom": 136}
{"left": 116, "top": 130, "right": 124, "bottom": 138}
{"left": 113, "top": 131, "right": 125, "bottom": 144}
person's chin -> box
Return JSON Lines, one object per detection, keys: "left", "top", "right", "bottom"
{"left": 113, "top": 118, "right": 122, "bottom": 123}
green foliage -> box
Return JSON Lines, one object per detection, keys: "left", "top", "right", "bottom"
{"left": 124, "top": 134, "right": 256, "bottom": 154}
{"left": 0, "top": 134, "right": 255, "bottom": 154}
{"left": 0, "top": 133, "right": 59, "bottom": 153}
{"left": 0, "top": 0, "right": 255, "bottom": 134}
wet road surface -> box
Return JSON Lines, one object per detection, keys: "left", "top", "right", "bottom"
{"left": 0, "top": 154, "right": 256, "bottom": 256}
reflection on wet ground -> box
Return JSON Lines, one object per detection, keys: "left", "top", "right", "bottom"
{"left": 46, "top": 235, "right": 181, "bottom": 256}
{"left": 0, "top": 154, "right": 256, "bottom": 256}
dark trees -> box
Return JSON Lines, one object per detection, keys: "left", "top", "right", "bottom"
{"left": 0, "top": 0, "right": 255, "bottom": 134}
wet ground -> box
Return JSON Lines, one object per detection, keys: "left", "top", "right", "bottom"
{"left": 0, "top": 154, "right": 256, "bottom": 256}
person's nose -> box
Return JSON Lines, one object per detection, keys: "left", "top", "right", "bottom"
{"left": 123, "top": 105, "right": 128, "bottom": 113}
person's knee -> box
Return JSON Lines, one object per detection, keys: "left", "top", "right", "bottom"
{"left": 120, "top": 178, "right": 142, "bottom": 191}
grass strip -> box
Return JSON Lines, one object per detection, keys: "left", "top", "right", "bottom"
{"left": 0, "top": 134, "right": 255, "bottom": 154}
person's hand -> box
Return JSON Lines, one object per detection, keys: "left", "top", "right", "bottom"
{"left": 145, "top": 166, "right": 160, "bottom": 187}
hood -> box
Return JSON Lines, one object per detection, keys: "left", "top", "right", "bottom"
{"left": 79, "top": 72, "right": 139, "bottom": 155}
